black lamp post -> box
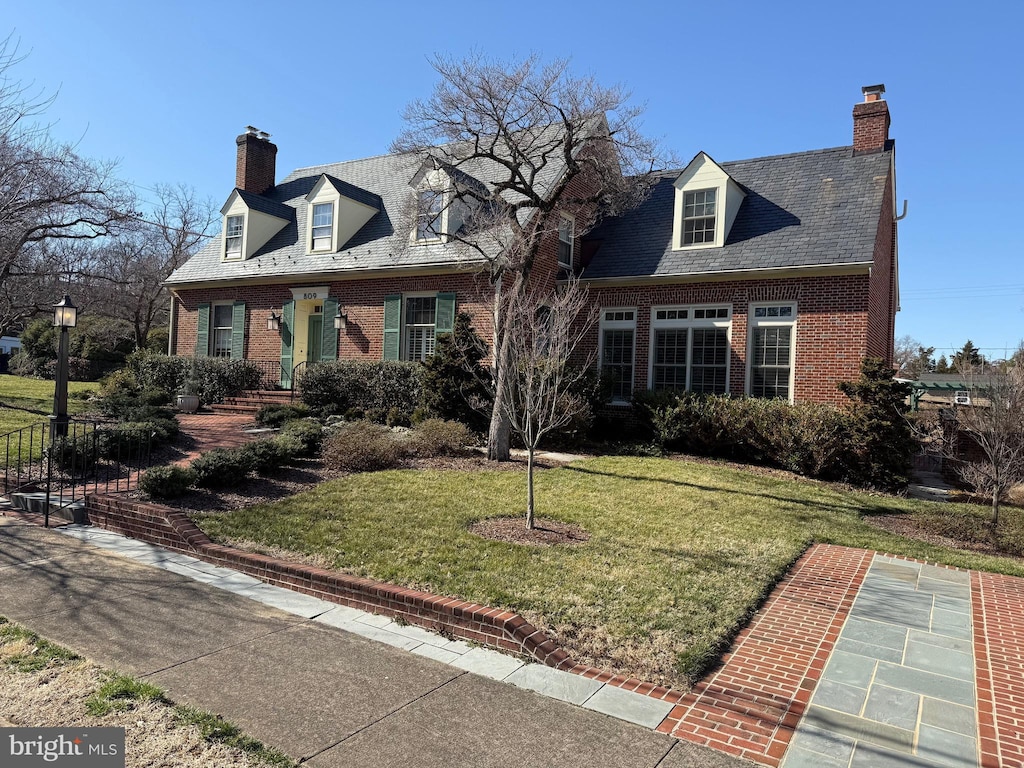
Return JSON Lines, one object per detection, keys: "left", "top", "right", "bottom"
{"left": 50, "top": 294, "right": 77, "bottom": 439}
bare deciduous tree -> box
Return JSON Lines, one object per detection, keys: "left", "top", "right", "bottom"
{"left": 499, "top": 279, "right": 598, "bottom": 528}
{"left": 0, "top": 35, "right": 132, "bottom": 334}
{"left": 952, "top": 352, "right": 1024, "bottom": 528}
{"left": 393, "top": 53, "right": 666, "bottom": 460}
{"left": 89, "top": 184, "right": 215, "bottom": 348}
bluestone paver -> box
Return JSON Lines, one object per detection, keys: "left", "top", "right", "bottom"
{"left": 582, "top": 683, "right": 675, "bottom": 729}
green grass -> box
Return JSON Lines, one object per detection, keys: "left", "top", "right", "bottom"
{"left": 173, "top": 707, "right": 295, "bottom": 767}
{"left": 195, "top": 456, "right": 1024, "bottom": 686}
{"left": 0, "top": 617, "right": 82, "bottom": 672}
{"left": 85, "top": 673, "right": 168, "bottom": 716}
{"left": 0, "top": 373, "right": 98, "bottom": 433}
{"left": 0, "top": 374, "right": 99, "bottom": 464}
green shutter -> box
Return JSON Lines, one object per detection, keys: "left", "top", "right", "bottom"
{"left": 195, "top": 303, "right": 210, "bottom": 357}
{"left": 383, "top": 294, "right": 401, "bottom": 361}
{"left": 279, "top": 300, "right": 295, "bottom": 388}
{"left": 231, "top": 301, "right": 246, "bottom": 360}
{"left": 435, "top": 292, "right": 456, "bottom": 345}
{"left": 321, "top": 297, "right": 339, "bottom": 362}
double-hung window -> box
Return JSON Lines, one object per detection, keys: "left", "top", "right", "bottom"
{"left": 749, "top": 304, "right": 796, "bottom": 401}
{"left": 558, "top": 215, "right": 574, "bottom": 269}
{"left": 404, "top": 296, "right": 437, "bottom": 361}
{"left": 311, "top": 202, "right": 334, "bottom": 251}
{"left": 682, "top": 189, "right": 716, "bottom": 245}
{"left": 225, "top": 215, "right": 244, "bottom": 258}
{"left": 600, "top": 309, "right": 636, "bottom": 402}
{"left": 211, "top": 304, "right": 234, "bottom": 358}
{"left": 416, "top": 190, "right": 443, "bottom": 241}
{"left": 650, "top": 306, "right": 730, "bottom": 394}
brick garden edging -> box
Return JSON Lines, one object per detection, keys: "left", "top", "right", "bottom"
{"left": 82, "top": 492, "right": 682, "bottom": 707}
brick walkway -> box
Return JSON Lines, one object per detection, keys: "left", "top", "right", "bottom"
{"left": 657, "top": 544, "right": 873, "bottom": 766}
{"left": 972, "top": 571, "right": 1024, "bottom": 768}
{"left": 174, "top": 413, "right": 260, "bottom": 464}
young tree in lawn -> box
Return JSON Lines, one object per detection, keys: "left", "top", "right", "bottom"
{"left": 499, "top": 279, "right": 598, "bottom": 529}
{"left": 392, "top": 53, "right": 664, "bottom": 460}
{"left": 952, "top": 350, "right": 1024, "bottom": 529}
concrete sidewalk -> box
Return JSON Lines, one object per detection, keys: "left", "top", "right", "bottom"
{"left": 0, "top": 515, "right": 743, "bottom": 768}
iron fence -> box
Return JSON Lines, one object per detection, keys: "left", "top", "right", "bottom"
{"left": 1, "top": 419, "right": 154, "bottom": 527}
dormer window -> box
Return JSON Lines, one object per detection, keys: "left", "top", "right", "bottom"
{"left": 558, "top": 215, "right": 574, "bottom": 268}
{"left": 682, "top": 189, "right": 716, "bottom": 245}
{"left": 225, "top": 215, "right": 244, "bottom": 258}
{"left": 311, "top": 203, "right": 334, "bottom": 251}
{"left": 417, "top": 190, "right": 444, "bottom": 241}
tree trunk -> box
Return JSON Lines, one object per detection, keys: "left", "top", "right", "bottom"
{"left": 487, "top": 273, "right": 511, "bottom": 461}
{"left": 526, "top": 447, "right": 535, "bottom": 529}
{"left": 992, "top": 491, "right": 1000, "bottom": 531}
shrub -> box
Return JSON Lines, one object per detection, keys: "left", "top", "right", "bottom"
{"left": 300, "top": 361, "right": 423, "bottom": 417}
{"left": 419, "top": 313, "right": 491, "bottom": 432}
{"left": 140, "top": 465, "right": 196, "bottom": 499}
{"left": 271, "top": 433, "right": 308, "bottom": 463}
{"left": 838, "top": 357, "right": 914, "bottom": 491}
{"left": 98, "top": 422, "right": 172, "bottom": 459}
{"left": 127, "top": 352, "right": 262, "bottom": 405}
{"left": 254, "top": 403, "right": 310, "bottom": 428}
{"left": 410, "top": 419, "right": 472, "bottom": 457}
{"left": 190, "top": 447, "right": 256, "bottom": 488}
{"left": 241, "top": 439, "right": 290, "bottom": 473}
{"left": 279, "top": 419, "right": 323, "bottom": 457}
{"left": 322, "top": 421, "right": 408, "bottom": 472}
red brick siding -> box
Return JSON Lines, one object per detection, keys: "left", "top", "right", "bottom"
{"left": 867, "top": 166, "right": 896, "bottom": 364}
{"left": 585, "top": 274, "right": 871, "bottom": 407}
{"left": 173, "top": 272, "right": 496, "bottom": 363}
{"left": 852, "top": 100, "right": 890, "bottom": 154}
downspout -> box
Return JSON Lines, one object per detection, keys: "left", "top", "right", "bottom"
{"left": 167, "top": 291, "right": 178, "bottom": 356}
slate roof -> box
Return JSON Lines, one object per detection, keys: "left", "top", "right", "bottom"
{"left": 234, "top": 189, "right": 294, "bottom": 220}
{"left": 580, "top": 145, "right": 892, "bottom": 280}
{"left": 167, "top": 129, "right": 569, "bottom": 287}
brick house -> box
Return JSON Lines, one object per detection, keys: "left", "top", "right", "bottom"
{"left": 166, "top": 86, "right": 899, "bottom": 407}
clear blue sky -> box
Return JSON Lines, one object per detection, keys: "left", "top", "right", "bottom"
{"left": 6, "top": 0, "right": 1023, "bottom": 359}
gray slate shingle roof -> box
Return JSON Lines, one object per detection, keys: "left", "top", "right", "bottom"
{"left": 580, "top": 145, "right": 892, "bottom": 280}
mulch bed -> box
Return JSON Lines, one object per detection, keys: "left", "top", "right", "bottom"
{"left": 469, "top": 517, "right": 590, "bottom": 547}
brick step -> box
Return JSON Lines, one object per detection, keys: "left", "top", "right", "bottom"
{"left": 208, "top": 403, "right": 262, "bottom": 415}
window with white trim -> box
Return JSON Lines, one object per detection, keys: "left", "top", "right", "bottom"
{"left": 749, "top": 304, "right": 796, "bottom": 401}
{"left": 682, "top": 189, "right": 716, "bottom": 245}
{"left": 600, "top": 309, "right": 636, "bottom": 402}
{"left": 210, "top": 304, "right": 234, "bottom": 358}
{"left": 225, "top": 215, "right": 244, "bottom": 258}
{"left": 311, "top": 202, "right": 334, "bottom": 251}
{"left": 404, "top": 296, "right": 437, "bottom": 361}
{"left": 416, "top": 190, "right": 443, "bottom": 241}
{"left": 650, "top": 306, "right": 730, "bottom": 394}
{"left": 558, "top": 215, "right": 574, "bottom": 269}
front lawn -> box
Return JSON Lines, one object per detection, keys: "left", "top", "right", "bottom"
{"left": 0, "top": 374, "right": 98, "bottom": 435}
{"left": 194, "top": 456, "right": 1024, "bottom": 688}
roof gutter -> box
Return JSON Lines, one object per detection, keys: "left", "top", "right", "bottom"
{"left": 573, "top": 261, "right": 873, "bottom": 287}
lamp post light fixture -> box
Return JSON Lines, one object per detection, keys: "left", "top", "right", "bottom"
{"left": 50, "top": 294, "right": 78, "bottom": 439}
{"left": 267, "top": 311, "right": 281, "bottom": 332}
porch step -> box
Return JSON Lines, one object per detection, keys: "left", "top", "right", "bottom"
{"left": 9, "top": 492, "right": 87, "bottom": 524}
{"left": 208, "top": 402, "right": 263, "bottom": 415}
{"left": 209, "top": 389, "right": 297, "bottom": 415}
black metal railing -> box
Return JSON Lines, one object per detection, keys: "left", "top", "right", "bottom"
{"left": 1, "top": 419, "right": 154, "bottom": 527}
{"left": 224, "top": 358, "right": 285, "bottom": 391}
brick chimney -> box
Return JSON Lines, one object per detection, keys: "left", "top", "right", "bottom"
{"left": 235, "top": 127, "right": 277, "bottom": 195}
{"left": 852, "top": 85, "right": 890, "bottom": 154}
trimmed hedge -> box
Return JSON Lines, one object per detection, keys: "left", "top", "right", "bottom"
{"left": 126, "top": 352, "right": 262, "bottom": 405}
{"left": 633, "top": 357, "right": 914, "bottom": 491}
{"left": 300, "top": 361, "right": 423, "bottom": 421}
{"left": 140, "top": 465, "right": 196, "bottom": 499}
{"left": 321, "top": 421, "right": 409, "bottom": 472}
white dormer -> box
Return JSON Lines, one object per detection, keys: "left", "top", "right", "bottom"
{"left": 305, "top": 175, "right": 380, "bottom": 254}
{"left": 220, "top": 190, "right": 291, "bottom": 261}
{"left": 408, "top": 160, "right": 483, "bottom": 244}
{"left": 672, "top": 152, "right": 746, "bottom": 251}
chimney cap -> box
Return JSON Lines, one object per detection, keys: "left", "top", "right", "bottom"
{"left": 861, "top": 84, "right": 886, "bottom": 101}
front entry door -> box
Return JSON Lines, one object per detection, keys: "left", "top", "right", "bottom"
{"left": 307, "top": 314, "right": 323, "bottom": 364}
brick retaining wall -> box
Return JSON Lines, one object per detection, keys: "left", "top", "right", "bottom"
{"left": 84, "top": 493, "right": 571, "bottom": 667}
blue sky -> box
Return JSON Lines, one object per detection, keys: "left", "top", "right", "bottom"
{"left": 6, "top": 0, "right": 1023, "bottom": 358}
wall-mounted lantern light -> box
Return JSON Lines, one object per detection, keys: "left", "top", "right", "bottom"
{"left": 334, "top": 310, "right": 348, "bottom": 331}
{"left": 267, "top": 311, "right": 281, "bottom": 332}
